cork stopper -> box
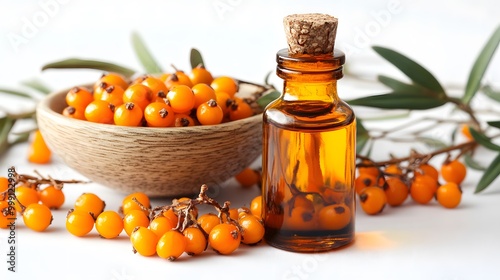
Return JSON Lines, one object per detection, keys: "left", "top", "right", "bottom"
{"left": 283, "top": 13, "right": 338, "bottom": 55}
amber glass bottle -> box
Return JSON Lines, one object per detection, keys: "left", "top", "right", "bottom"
{"left": 262, "top": 14, "right": 356, "bottom": 252}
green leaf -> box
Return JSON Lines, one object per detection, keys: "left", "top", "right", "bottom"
{"left": 462, "top": 25, "right": 500, "bottom": 104}
{"left": 0, "top": 117, "right": 15, "bottom": 156}
{"left": 470, "top": 127, "right": 500, "bottom": 151}
{"left": 475, "top": 152, "right": 500, "bottom": 193}
{"left": 257, "top": 90, "right": 280, "bottom": 109}
{"left": 487, "top": 120, "right": 500, "bottom": 129}
{"left": 42, "top": 58, "right": 136, "bottom": 78}
{"left": 372, "top": 46, "right": 445, "bottom": 94}
{"left": 377, "top": 75, "right": 429, "bottom": 95}
{"left": 0, "top": 87, "right": 32, "bottom": 99}
{"left": 347, "top": 92, "right": 446, "bottom": 110}
{"left": 416, "top": 136, "right": 447, "bottom": 150}
{"left": 190, "top": 48, "right": 205, "bottom": 69}
{"left": 464, "top": 153, "right": 487, "bottom": 171}
{"left": 20, "top": 78, "right": 51, "bottom": 94}
{"left": 131, "top": 32, "right": 163, "bottom": 74}
{"left": 482, "top": 85, "right": 500, "bottom": 102}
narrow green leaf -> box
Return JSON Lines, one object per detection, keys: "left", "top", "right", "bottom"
{"left": 257, "top": 90, "right": 280, "bottom": 109}
{"left": 20, "top": 78, "right": 51, "bottom": 94}
{"left": 470, "top": 127, "right": 500, "bottom": 151}
{"left": 372, "top": 46, "right": 445, "bottom": 94}
{"left": 416, "top": 136, "right": 447, "bottom": 150}
{"left": 487, "top": 120, "right": 500, "bottom": 129}
{"left": 482, "top": 85, "right": 500, "bottom": 102}
{"left": 462, "top": 25, "right": 500, "bottom": 104}
{"left": 11, "top": 131, "right": 30, "bottom": 145}
{"left": 0, "top": 118, "right": 15, "bottom": 156}
{"left": 0, "top": 87, "right": 32, "bottom": 98}
{"left": 377, "top": 75, "right": 428, "bottom": 95}
{"left": 356, "top": 119, "right": 369, "bottom": 152}
{"left": 131, "top": 32, "right": 163, "bottom": 74}
{"left": 347, "top": 92, "right": 446, "bottom": 110}
{"left": 464, "top": 153, "right": 487, "bottom": 171}
{"left": 190, "top": 48, "right": 205, "bottom": 69}
{"left": 475, "top": 152, "right": 500, "bottom": 193}
{"left": 42, "top": 58, "right": 136, "bottom": 78}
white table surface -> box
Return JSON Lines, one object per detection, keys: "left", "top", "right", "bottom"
{"left": 1, "top": 1, "right": 500, "bottom": 279}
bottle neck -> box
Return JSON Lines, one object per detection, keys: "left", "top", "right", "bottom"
{"left": 276, "top": 49, "right": 345, "bottom": 103}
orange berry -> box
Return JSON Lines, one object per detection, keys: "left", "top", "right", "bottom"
{"left": 131, "top": 226, "right": 159, "bottom": 257}
{"left": 167, "top": 85, "right": 196, "bottom": 114}
{"left": 173, "top": 113, "right": 195, "bottom": 127}
{"left": 14, "top": 185, "right": 39, "bottom": 212}
{"left": 38, "top": 185, "right": 65, "bottom": 209}
{"left": 28, "top": 130, "right": 51, "bottom": 164}
{"left": 164, "top": 72, "right": 193, "bottom": 89}
{"left": 410, "top": 174, "right": 438, "bottom": 204}
{"left": 197, "top": 213, "right": 221, "bottom": 235}
{"left": 416, "top": 164, "right": 439, "bottom": 182}
{"left": 228, "top": 98, "right": 253, "bottom": 121}
{"left": 357, "top": 161, "right": 380, "bottom": 177}
{"left": 62, "top": 106, "right": 86, "bottom": 120}
{"left": 23, "top": 203, "right": 53, "bottom": 232}
{"left": 196, "top": 99, "right": 224, "bottom": 125}
{"left": 141, "top": 76, "right": 168, "bottom": 100}
{"left": 189, "top": 65, "right": 214, "bottom": 85}
{"left": 384, "top": 164, "right": 403, "bottom": 176}
{"left": 74, "top": 193, "right": 105, "bottom": 219}
{"left": 66, "top": 87, "right": 93, "bottom": 109}
{"left": 144, "top": 102, "right": 175, "bottom": 127}
{"left": 123, "top": 209, "right": 150, "bottom": 236}
{"left": 436, "top": 182, "right": 462, "bottom": 209}
{"left": 192, "top": 83, "right": 217, "bottom": 108}
{"left": 157, "top": 230, "right": 187, "bottom": 260}
{"left": 210, "top": 76, "right": 238, "bottom": 97}
{"left": 215, "top": 91, "right": 234, "bottom": 116}
{"left": 95, "top": 210, "right": 124, "bottom": 239}
{"left": 238, "top": 214, "right": 265, "bottom": 245}
{"left": 282, "top": 206, "right": 316, "bottom": 230}
{"left": 114, "top": 102, "right": 143, "bottom": 127}
{"left": 66, "top": 209, "right": 94, "bottom": 237}
{"left": 354, "top": 173, "right": 379, "bottom": 195}
{"left": 149, "top": 216, "right": 174, "bottom": 237}
{"left": 99, "top": 85, "right": 125, "bottom": 107}
{"left": 183, "top": 226, "right": 207, "bottom": 255}
{"left": 123, "top": 84, "right": 152, "bottom": 111}
{"left": 250, "top": 195, "right": 262, "bottom": 218}
{"left": 384, "top": 177, "right": 409, "bottom": 207}
{"left": 359, "top": 186, "right": 387, "bottom": 215}
{"left": 0, "top": 200, "right": 16, "bottom": 229}
{"left": 235, "top": 168, "right": 260, "bottom": 188}
{"left": 208, "top": 223, "right": 241, "bottom": 255}
{"left": 95, "top": 72, "right": 128, "bottom": 91}
{"left": 122, "top": 192, "right": 150, "bottom": 216}
{"left": 0, "top": 177, "right": 9, "bottom": 201}
{"left": 85, "top": 100, "right": 115, "bottom": 124}
{"left": 318, "top": 203, "right": 351, "bottom": 230}
{"left": 441, "top": 160, "right": 467, "bottom": 184}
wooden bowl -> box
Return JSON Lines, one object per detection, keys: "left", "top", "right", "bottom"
{"left": 36, "top": 84, "right": 264, "bottom": 197}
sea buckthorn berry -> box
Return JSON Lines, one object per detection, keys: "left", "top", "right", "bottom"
{"left": 359, "top": 187, "right": 387, "bottom": 215}
{"left": 436, "top": 182, "right": 462, "bottom": 209}
{"left": 357, "top": 161, "right": 380, "bottom": 177}
{"left": 282, "top": 206, "right": 317, "bottom": 230}
{"left": 123, "top": 84, "right": 152, "bottom": 111}
{"left": 39, "top": 186, "right": 65, "bottom": 209}
{"left": 141, "top": 76, "right": 169, "bottom": 100}
{"left": 250, "top": 195, "right": 262, "bottom": 218}
{"left": 122, "top": 192, "right": 151, "bottom": 216}
{"left": 149, "top": 216, "right": 174, "bottom": 237}
{"left": 192, "top": 83, "right": 217, "bottom": 108}
{"left": 385, "top": 164, "right": 403, "bottom": 176}
{"left": 318, "top": 204, "right": 351, "bottom": 230}
{"left": 416, "top": 163, "right": 439, "bottom": 182}
{"left": 210, "top": 76, "right": 238, "bottom": 97}
{"left": 144, "top": 102, "right": 175, "bottom": 127}
{"left": 131, "top": 226, "right": 159, "bottom": 257}
{"left": 66, "top": 209, "right": 94, "bottom": 237}
{"left": 197, "top": 213, "right": 221, "bottom": 235}
{"left": 220, "top": 208, "right": 239, "bottom": 223}
{"left": 66, "top": 87, "right": 93, "bottom": 109}
{"left": 229, "top": 98, "right": 253, "bottom": 121}
{"left": 14, "top": 185, "right": 39, "bottom": 212}
{"left": 93, "top": 82, "right": 108, "bottom": 101}
{"left": 74, "top": 193, "right": 105, "bottom": 219}
{"left": 235, "top": 168, "right": 260, "bottom": 188}
{"left": 189, "top": 65, "right": 214, "bottom": 85}
{"left": 99, "top": 85, "right": 125, "bottom": 107}
{"left": 209, "top": 223, "right": 241, "bottom": 255}
{"left": 95, "top": 72, "right": 129, "bottom": 91}
{"left": 173, "top": 113, "right": 195, "bottom": 127}
{"left": 62, "top": 106, "right": 86, "bottom": 120}
{"left": 322, "top": 188, "right": 346, "bottom": 205}
{"left": 114, "top": 102, "right": 143, "bottom": 127}
{"left": 215, "top": 91, "right": 234, "bottom": 116}
{"left": 460, "top": 124, "right": 474, "bottom": 141}
{"left": 124, "top": 209, "right": 150, "bottom": 236}
{"left": 23, "top": 203, "right": 53, "bottom": 232}
{"left": 183, "top": 226, "right": 207, "bottom": 255}
{"left": 163, "top": 208, "right": 179, "bottom": 226}
{"left": 28, "top": 130, "right": 51, "bottom": 164}
{"left": 96, "top": 211, "right": 124, "bottom": 239}
{"left": 354, "top": 173, "right": 379, "bottom": 195}
{"left": 239, "top": 214, "right": 265, "bottom": 245}
{"left": 196, "top": 99, "right": 224, "bottom": 125}
{"left": 164, "top": 72, "right": 193, "bottom": 89}
{"left": 151, "top": 90, "right": 167, "bottom": 103}
{"left": 410, "top": 174, "right": 438, "bottom": 204}
{"left": 157, "top": 230, "right": 187, "bottom": 261}
{"left": 0, "top": 201, "right": 16, "bottom": 228}
{"left": 384, "top": 177, "right": 409, "bottom": 207}
{"left": 0, "top": 177, "right": 8, "bottom": 201}
{"left": 85, "top": 100, "right": 115, "bottom": 124}
{"left": 441, "top": 160, "right": 467, "bottom": 185}
{"left": 166, "top": 85, "right": 196, "bottom": 114}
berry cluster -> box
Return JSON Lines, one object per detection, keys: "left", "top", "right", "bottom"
{"left": 355, "top": 158, "right": 466, "bottom": 215}
{"left": 62, "top": 67, "right": 254, "bottom": 127}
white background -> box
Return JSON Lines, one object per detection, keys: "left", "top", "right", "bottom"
{"left": 1, "top": 1, "right": 500, "bottom": 280}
